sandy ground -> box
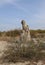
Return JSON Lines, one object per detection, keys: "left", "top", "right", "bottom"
{"left": 0, "top": 41, "right": 8, "bottom": 57}
{"left": 0, "top": 41, "right": 45, "bottom": 65}
{"left": 0, "top": 61, "right": 45, "bottom": 65}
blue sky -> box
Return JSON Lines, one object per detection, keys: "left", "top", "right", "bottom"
{"left": 0, "top": 0, "right": 45, "bottom": 31}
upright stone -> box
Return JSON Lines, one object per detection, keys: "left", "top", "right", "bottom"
{"left": 20, "top": 20, "right": 31, "bottom": 42}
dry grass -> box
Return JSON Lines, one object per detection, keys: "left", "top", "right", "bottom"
{"left": 0, "top": 36, "right": 45, "bottom": 65}
{"left": 0, "top": 41, "right": 45, "bottom": 62}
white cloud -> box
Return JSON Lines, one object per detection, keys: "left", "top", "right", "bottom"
{"left": 0, "top": 0, "right": 29, "bottom": 14}
{"left": 34, "top": 13, "right": 45, "bottom": 20}
{"left": 0, "top": 0, "right": 16, "bottom": 6}
{"left": 34, "top": 0, "right": 45, "bottom": 20}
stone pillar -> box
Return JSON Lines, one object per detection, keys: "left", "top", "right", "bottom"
{"left": 21, "top": 20, "right": 31, "bottom": 42}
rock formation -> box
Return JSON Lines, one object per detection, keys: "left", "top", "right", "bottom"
{"left": 20, "top": 20, "right": 31, "bottom": 42}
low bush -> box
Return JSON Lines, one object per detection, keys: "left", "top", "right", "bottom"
{"left": 1, "top": 41, "right": 45, "bottom": 63}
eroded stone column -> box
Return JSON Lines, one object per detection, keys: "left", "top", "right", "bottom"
{"left": 21, "top": 20, "right": 31, "bottom": 42}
